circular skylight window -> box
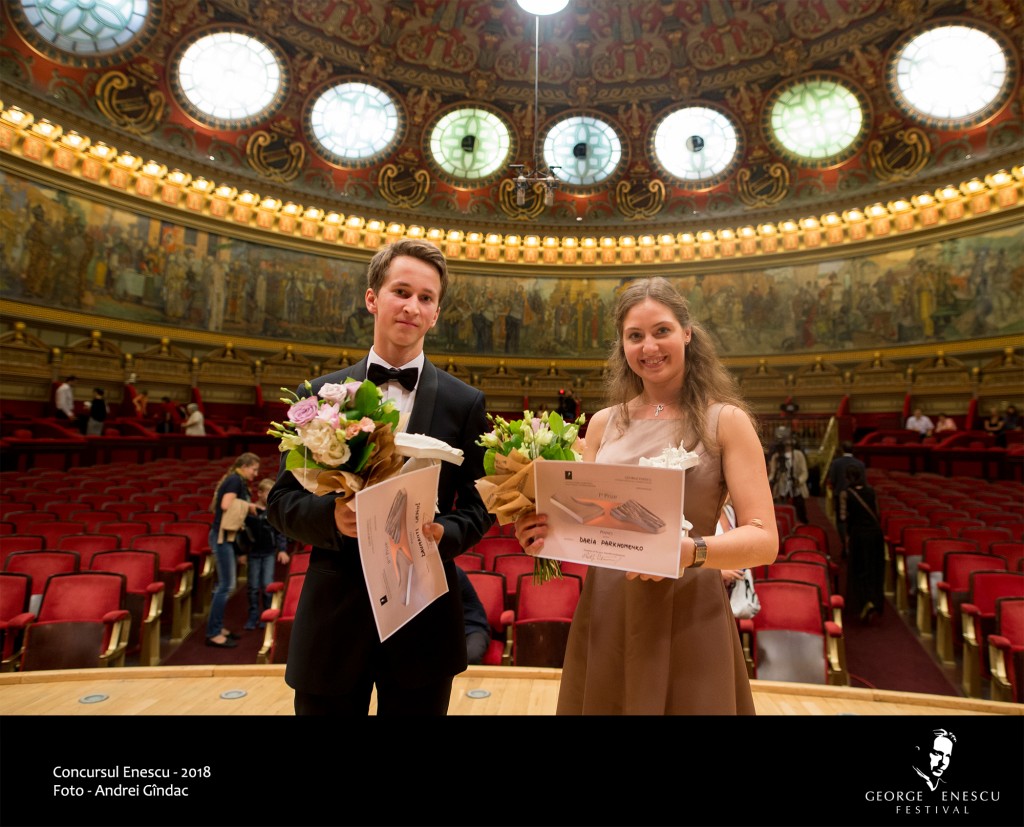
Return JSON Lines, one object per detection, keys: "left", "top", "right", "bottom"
{"left": 543, "top": 115, "right": 623, "bottom": 187}
{"left": 891, "top": 24, "right": 1011, "bottom": 127}
{"left": 429, "top": 107, "right": 512, "bottom": 184}
{"left": 173, "top": 30, "right": 286, "bottom": 128}
{"left": 13, "top": 0, "right": 157, "bottom": 64}
{"left": 768, "top": 76, "right": 866, "bottom": 164}
{"left": 652, "top": 106, "right": 740, "bottom": 184}
{"left": 306, "top": 81, "right": 402, "bottom": 167}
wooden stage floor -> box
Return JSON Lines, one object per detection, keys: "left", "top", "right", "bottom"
{"left": 1, "top": 665, "right": 1020, "bottom": 716}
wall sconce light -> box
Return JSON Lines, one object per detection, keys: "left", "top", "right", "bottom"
{"left": 841, "top": 209, "right": 867, "bottom": 240}
{"left": 911, "top": 192, "right": 938, "bottom": 225}
{"left": 887, "top": 199, "right": 914, "bottom": 231}
{"left": 737, "top": 226, "right": 757, "bottom": 255}
{"left": 959, "top": 178, "right": 989, "bottom": 214}
{"left": 984, "top": 170, "right": 1017, "bottom": 207}
{"left": 866, "top": 203, "right": 890, "bottom": 236}
{"left": 935, "top": 185, "right": 964, "bottom": 220}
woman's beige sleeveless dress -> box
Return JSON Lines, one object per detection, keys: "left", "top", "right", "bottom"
{"left": 556, "top": 404, "right": 755, "bottom": 714}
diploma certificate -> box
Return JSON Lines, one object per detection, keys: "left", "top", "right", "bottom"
{"left": 356, "top": 463, "right": 448, "bottom": 641}
{"left": 533, "top": 460, "right": 687, "bottom": 578}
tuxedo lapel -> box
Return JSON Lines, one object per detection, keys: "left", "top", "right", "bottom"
{"left": 405, "top": 360, "right": 437, "bottom": 436}
{"left": 349, "top": 357, "right": 369, "bottom": 382}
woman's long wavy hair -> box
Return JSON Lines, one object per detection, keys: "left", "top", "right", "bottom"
{"left": 209, "top": 452, "right": 260, "bottom": 513}
{"left": 605, "top": 277, "right": 755, "bottom": 452}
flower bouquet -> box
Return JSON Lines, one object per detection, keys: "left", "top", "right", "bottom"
{"left": 639, "top": 442, "right": 701, "bottom": 543}
{"left": 475, "top": 410, "right": 585, "bottom": 582}
{"left": 268, "top": 379, "right": 407, "bottom": 499}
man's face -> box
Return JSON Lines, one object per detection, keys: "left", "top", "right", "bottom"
{"left": 928, "top": 736, "right": 953, "bottom": 778}
{"left": 366, "top": 255, "right": 441, "bottom": 363}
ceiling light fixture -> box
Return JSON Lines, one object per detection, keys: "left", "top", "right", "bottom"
{"left": 511, "top": 0, "right": 568, "bottom": 209}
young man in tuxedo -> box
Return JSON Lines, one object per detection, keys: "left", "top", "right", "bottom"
{"left": 267, "top": 239, "right": 492, "bottom": 715}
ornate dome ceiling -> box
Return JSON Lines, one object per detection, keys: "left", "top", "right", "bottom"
{"left": 1, "top": 0, "right": 1021, "bottom": 236}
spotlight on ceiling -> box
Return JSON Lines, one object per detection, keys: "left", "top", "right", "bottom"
{"left": 461, "top": 135, "right": 476, "bottom": 153}
{"left": 572, "top": 142, "right": 587, "bottom": 158}
{"left": 509, "top": 0, "right": 568, "bottom": 213}
{"left": 516, "top": 0, "right": 570, "bottom": 14}
{"left": 686, "top": 135, "right": 705, "bottom": 153}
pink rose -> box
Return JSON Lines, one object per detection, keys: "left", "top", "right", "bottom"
{"left": 344, "top": 416, "right": 376, "bottom": 439}
{"left": 287, "top": 396, "right": 320, "bottom": 426}
{"left": 316, "top": 402, "right": 341, "bottom": 429}
{"left": 319, "top": 382, "right": 360, "bottom": 405}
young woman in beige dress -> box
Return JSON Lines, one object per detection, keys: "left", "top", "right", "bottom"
{"left": 516, "top": 277, "right": 778, "bottom": 714}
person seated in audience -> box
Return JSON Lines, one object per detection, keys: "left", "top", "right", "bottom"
{"left": 457, "top": 566, "right": 491, "bottom": 666}
{"left": 182, "top": 402, "right": 205, "bottom": 436}
{"left": 982, "top": 405, "right": 1008, "bottom": 446}
{"left": 1003, "top": 404, "right": 1020, "bottom": 431}
{"left": 934, "top": 413, "right": 957, "bottom": 434}
{"left": 905, "top": 407, "right": 933, "bottom": 438}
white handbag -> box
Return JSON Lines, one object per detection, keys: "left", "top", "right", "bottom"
{"left": 729, "top": 569, "right": 761, "bottom": 619}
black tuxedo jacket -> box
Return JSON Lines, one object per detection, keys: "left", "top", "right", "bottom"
{"left": 267, "top": 357, "right": 492, "bottom": 695}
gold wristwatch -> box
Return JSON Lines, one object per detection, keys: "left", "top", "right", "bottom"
{"left": 690, "top": 534, "right": 708, "bottom": 568}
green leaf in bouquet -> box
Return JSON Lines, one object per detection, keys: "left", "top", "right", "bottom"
{"left": 483, "top": 450, "right": 496, "bottom": 477}
{"left": 353, "top": 379, "right": 381, "bottom": 415}
{"left": 350, "top": 437, "right": 374, "bottom": 474}
{"left": 379, "top": 408, "right": 400, "bottom": 429}
{"left": 547, "top": 411, "right": 565, "bottom": 436}
{"left": 285, "top": 448, "right": 325, "bottom": 472}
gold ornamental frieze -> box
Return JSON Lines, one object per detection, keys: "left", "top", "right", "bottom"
{"left": 94, "top": 69, "right": 166, "bottom": 136}
{"left": 615, "top": 177, "right": 666, "bottom": 220}
{"left": 737, "top": 156, "right": 791, "bottom": 207}
{"left": 378, "top": 162, "right": 430, "bottom": 209}
{"left": 246, "top": 127, "right": 307, "bottom": 184}
{"left": 498, "top": 178, "right": 546, "bottom": 220}
{"left": 867, "top": 123, "right": 931, "bottom": 183}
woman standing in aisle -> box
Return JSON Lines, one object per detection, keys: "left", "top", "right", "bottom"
{"left": 206, "top": 453, "right": 260, "bottom": 648}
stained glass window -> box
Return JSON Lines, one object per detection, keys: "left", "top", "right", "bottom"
{"left": 308, "top": 82, "right": 401, "bottom": 164}
{"left": 769, "top": 78, "right": 864, "bottom": 162}
{"left": 892, "top": 25, "right": 1009, "bottom": 126}
{"left": 653, "top": 106, "right": 739, "bottom": 183}
{"left": 429, "top": 108, "right": 512, "bottom": 182}
{"left": 543, "top": 115, "right": 623, "bottom": 187}
{"left": 175, "top": 31, "right": 284, "bottom": 127}
{"left": 16, "top": 0, "right": 151, "bottom": 58}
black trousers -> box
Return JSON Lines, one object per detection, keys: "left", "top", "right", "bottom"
{"left": 294, "top": 676, "right": 454, "bottom": 716}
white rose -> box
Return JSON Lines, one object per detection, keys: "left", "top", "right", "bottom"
{"left": 301, "top": 419, "right": 352, "bottom": 467}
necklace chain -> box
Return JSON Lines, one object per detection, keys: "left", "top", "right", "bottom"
{"left": 642, "top": 398, "right": 675, "bottom": 417}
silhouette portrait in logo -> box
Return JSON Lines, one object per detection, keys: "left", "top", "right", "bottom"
{"left": 912, "top": 728, "right": 955, "bottom": 791}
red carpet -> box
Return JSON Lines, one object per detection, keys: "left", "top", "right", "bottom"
{"left": 805, "top": 496, "right": 960, "bottom": 696}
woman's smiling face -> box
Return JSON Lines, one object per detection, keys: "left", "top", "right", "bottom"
{"left": 621, "top": 297, "right": 691, "bottom": 390}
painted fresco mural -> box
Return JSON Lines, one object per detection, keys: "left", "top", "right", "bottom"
{"left": 2, "top": 171, "right": 1022, "bottom": 358}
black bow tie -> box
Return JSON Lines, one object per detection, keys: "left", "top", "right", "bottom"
{"left": 367, "top": 363, "right": 419, "bottom": 392}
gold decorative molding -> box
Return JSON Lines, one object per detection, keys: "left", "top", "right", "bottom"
{"left": 94, "top": 68, "right": 166, "bottom": 137}
{"left": 377, "top": 155, "right": 430, "bottom": 209}
{"left": 246, "top": 127, "right": 307, "bottom": 184}
{"left": 615, "top": 177, "right": 666, "bottom": 220}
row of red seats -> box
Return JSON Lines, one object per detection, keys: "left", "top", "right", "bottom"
{"left": 872, "top": 468, "right": 1024, "bottom": 701}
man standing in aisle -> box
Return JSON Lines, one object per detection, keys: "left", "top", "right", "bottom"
{"left": 826, "top": 441, "right": 865, "bottom": 557}
{"left": 54, "top": 375, "right": 76, "bottom": 420}
{"left": 267, "top": 240, "right": 492, "bottom": 716}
